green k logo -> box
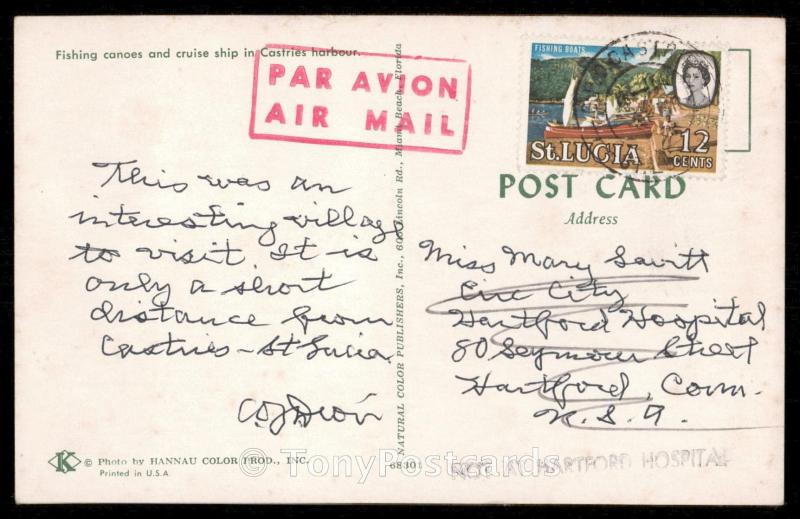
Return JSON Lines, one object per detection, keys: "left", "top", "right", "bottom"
{"left": 49, "top": 450, "right": 81, "bottom": 473}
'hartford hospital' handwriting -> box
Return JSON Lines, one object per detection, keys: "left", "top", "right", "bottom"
{"left": 419, "top": 238, "right": 771, "bottom": 432}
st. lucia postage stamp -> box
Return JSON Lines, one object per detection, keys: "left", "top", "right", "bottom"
{"left": 526, "top": 35, "right": 721, "bottom": 174}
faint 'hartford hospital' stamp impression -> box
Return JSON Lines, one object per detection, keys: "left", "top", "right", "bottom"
{"left": 526, "top": 33, "right": 721, "bottom": 174}
{"left": 250, "top": 44, "right": 471, "bottom": 154}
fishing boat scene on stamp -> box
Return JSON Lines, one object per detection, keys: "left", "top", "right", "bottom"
{"left": 526, "top": 42, "right": 721, "bottom": 173}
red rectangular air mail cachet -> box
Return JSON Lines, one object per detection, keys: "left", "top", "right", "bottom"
{"left": 249, "top": 44, "right": 471, "bottom": 154}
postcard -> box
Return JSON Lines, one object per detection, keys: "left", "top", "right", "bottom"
{"left": 14, "top": 15, "right": 785, "bottom": 504}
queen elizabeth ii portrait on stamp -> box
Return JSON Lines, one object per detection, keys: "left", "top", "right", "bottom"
{"left": 675, "top": 51, "right": 718, "bottom": 109}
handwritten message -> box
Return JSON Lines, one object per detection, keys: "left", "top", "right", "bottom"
{"left": 68, "top": 159, "right": 403, "bottom": 435}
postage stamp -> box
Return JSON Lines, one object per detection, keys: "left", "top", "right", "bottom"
{"left": 525, "top": 33, "right": 721, "bottom": 174}
{"left": 250, "top": 44, "right": 471, "bottom": 154}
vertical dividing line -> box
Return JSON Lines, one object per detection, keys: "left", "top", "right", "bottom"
{"left": 747, "top": 49, "right": 752, "bottom": 152}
